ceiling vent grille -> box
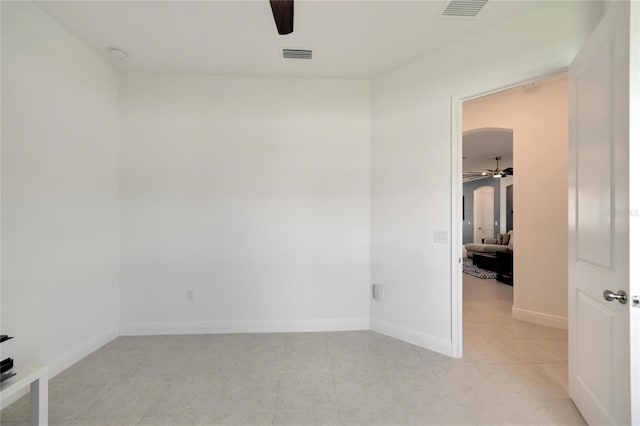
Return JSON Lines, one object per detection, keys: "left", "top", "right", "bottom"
{"left": 282, "top": 49, "right": 312, "bottom": 60}
{"left": 440, "top": 0, "right": 488, "bottom": 18}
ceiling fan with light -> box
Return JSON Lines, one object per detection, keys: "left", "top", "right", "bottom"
{"left": 463, "top": 156, "right": 513, "bottom": 179}
{"left": 270, "top": 0, "right": 294, "bottom": 35}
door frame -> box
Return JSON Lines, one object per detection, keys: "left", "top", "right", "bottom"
{"left": 449, "top": 69, "right": 567, "bottom": 358}
{"left": 629, "top": 3, "right": 640, "bottom": 422}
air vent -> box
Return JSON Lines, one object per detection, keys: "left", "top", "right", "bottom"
{"left": 440, "top": 0, "right": 488, "bottom": 18}
{"left": 282, "top": 49, "right": 312, "bottom": 60}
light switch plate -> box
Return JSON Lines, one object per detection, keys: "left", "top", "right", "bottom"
{"left": 434, "top": 230, "right": 449, "bottom": 243}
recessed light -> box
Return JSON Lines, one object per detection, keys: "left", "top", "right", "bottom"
{"left": 108, "top": 47, "right": 127, "bottom": 60}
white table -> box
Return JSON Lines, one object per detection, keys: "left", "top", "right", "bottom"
{"left": 0, "top": 365, "right": 48, "bottom": 426}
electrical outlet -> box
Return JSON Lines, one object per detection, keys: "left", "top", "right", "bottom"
{"left": 186, "top": 289, "right": 195, "bottom": 302}
{"left": 372, "top": 284, "right": 384, "bottom": 301}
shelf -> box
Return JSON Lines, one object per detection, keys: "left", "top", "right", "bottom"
{"left": 0, "top": 364, "right": 47, "bottom": 402}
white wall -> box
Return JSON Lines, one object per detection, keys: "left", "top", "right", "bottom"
{"left": 1, "top": 0, "right": 119, "bottom": 385}
{"left": 119, "top": 73, "right": 371, "bottom": 334}
{"left": 370, "top": 1, "right": 603, "bottom": 355}
{"left": 464, "top": 76, "right": 570, "bottom": 328}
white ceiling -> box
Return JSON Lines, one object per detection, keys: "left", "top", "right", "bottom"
{"left": 37, "top": 0, "right": 539, "bottom": 79}
{"left": 463, "top": 128, "right": 513, "bottom": 179}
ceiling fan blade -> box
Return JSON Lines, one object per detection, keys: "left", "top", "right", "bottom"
{"left": 270, "top": 0, "right": 294, "bottom": 35}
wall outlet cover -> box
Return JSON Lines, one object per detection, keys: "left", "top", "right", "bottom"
{"left": 372, "top": 284, "right": 384, "bottom": 301}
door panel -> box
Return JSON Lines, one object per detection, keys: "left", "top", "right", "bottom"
{"left": 568, "top": 3, "right": 632, "bottom": 425}
{"left": 575, "top": 37, "right": 614, "bottom": 270}
{"left": 576, "top": 292, "right": 614, "bottom": 412}
{"left": 473, "top": 186, "right": 494, "bottom": 243}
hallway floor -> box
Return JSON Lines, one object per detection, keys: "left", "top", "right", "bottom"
{"left": 1, "top": 275, "right": 582, "bottom": 425}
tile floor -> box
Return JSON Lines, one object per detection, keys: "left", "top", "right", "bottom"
{"left": 1, "top": 275, "right": 583, "bottom": 425}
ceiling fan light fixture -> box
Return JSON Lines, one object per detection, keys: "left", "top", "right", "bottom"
{"left": 493, "top": 173, "right": 502, "bottom": 178}
{"left": 270, "top": 0, "right": 294, "bottom": 35}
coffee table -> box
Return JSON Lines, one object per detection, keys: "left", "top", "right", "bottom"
{"left": 472, "top": 253, "right": 497, "bottom": 272}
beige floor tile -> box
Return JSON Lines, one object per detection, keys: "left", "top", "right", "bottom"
{"left": 523, "top": 399, "right": 586, "bottom": 425}
{"left": 276, "top": 371, "right": 337, "bottom": 411}
{"left": 136, "top": 414, "right": 206, "bottom": 426}
{"left": 160, "top": 335, "right": 209, "bottom": 353}
{"left": 141, "top": 374, "right": 223, "bottom": 417}
{"left": 408, "top": 401, "right": 485, "bottom": 425}
{"left": 480, "top": 338, "right": 565, "bottom": 364}
{"left": 273, "top": 409, "right": 341, "bottom": 426}
{"left": 534, "top": 363, "right": 569, "bottom": 391}
{"left": 333, "top": 368, "right": 401, "bottom": 410}
{"left": 211, "top": 374, "right": 278, "bottom": 412}
{"left": 230, "top": 351, "right": 285, "bottom": 373}
{"left": 326, "top": 339, "right": 372, "bottom": 359}
{"left": 284, "top": 333, "right": 328, "bottom": 353}
{"left": 184, "top": 351, "right": 236, "bottom": 375}
{"left": 204, "top": 407, "right": 275, "bottom": 426}
{"left": 481, "top": 364, "right": 562, "bottom": 390}
{"left": 0, "top": 396, "right": 30, "bottom": 423}
{"left": 82, "top": 377, "right": 169, "bottom": 419}
{"left": 531, "top": 338, "right": 569, "bottom": 361}
{"left": 282, "top": 350, "right": 333, "bottom": 372}
{"left": 53, "top": 417, "right": 142, "bottom": 426}
{"left": 340, "top": 405, "right": 414, "bottom": 426}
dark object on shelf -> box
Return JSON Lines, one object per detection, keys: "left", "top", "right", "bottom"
{"left": 496, "top": 250, "right": 513, "bottom": 285}
{"left": 1, "top": 358, "right": 13, "bottom": 374}
{"left": 472, "top": 253, "right": 497, "bottom": 272}
{"left": 0, "top": 372, "right": 16, "bottom": 382}
{"left": 0, "top": 335, "right": 14, "bottom": 343}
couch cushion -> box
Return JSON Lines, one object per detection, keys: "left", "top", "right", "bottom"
{"left": 465, "top": 243, "right": 509, "bottom": 253}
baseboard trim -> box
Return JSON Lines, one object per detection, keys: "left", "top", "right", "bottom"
{"left": 512, "top": 307, "right": 568, "bottom": 330}
{"left": 0, "top": 328, "right": 118, "bottom": 409}
{"left": 370, "top": 319, "right": 452, "bottom": 357}
{"left": 120, "top": 318, "right": 370, "bottom": 336}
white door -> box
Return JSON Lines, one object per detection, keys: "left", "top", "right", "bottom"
{"left": 473, "top": 186, "right": 494, "bottom": 243}
{"left": 568, "top": 2, "right": 639, "bottom": 425}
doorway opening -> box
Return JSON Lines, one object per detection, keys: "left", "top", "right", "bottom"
{"left": 457, "top": 74, "right": 570, "bottom": 386}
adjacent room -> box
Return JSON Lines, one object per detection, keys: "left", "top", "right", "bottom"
{"left": 460, "top": 76, "right": 569, "bottom": 387}
{"left": 2, "top": 1, "right": 638, "bottom": 425}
